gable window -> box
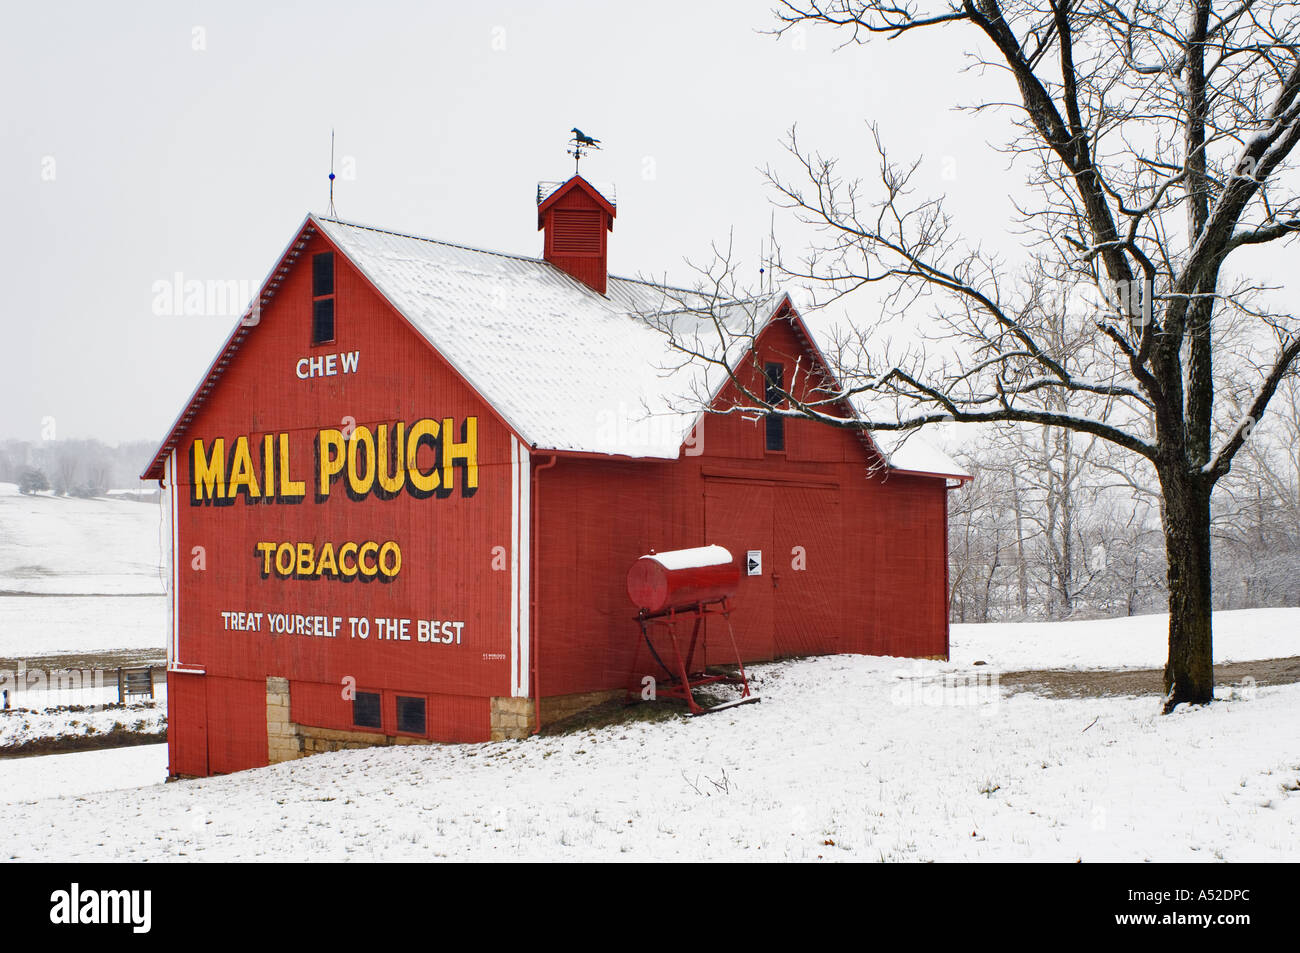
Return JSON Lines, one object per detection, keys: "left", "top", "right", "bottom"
{"left": 396, "top": 696, "right": 426, "bottom": 735}
{"left": 764, "top": 362, "right": 785, "bottom": 452}
{"left": 312, "top": 299, "right": 335, "bottom": 345}
{"left": 312, "top": 252, "right": 334, "bottom": 296}
{"left": 353, "top": 690, "right": 381, "bottom": 730}
{"left": 311, "top": 252, "right": 335, "bottom": 345}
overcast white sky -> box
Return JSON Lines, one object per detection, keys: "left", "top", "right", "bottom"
{"left": 2, "top": 0, "right": 1016, "bottom": 449}
{"left": 6, "top": 1, "right": 1291, "bottom": 454}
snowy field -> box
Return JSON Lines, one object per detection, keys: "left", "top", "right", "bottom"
{"left": 0, "top": 702, "right": 165, "bottom": 750}
{"left": 0, "top": 744, "right": 167, "bottom": 804}
{"left": 0, "top": 654, "right": 1295, "bottom": 862}
{"left": 0, "top": 594, "right": 166, "bottom": 661}
{"left": 0, "top": 483, "right": 167, "bottom": 710}
{"left": 0, "top": 482, "right": 163, "bottom": 595}
{"left": 951, "top": 607, "right": 1300, "bottom": 670}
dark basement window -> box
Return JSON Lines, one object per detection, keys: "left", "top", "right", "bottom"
{"left": 764, "top": 362, "right": 785, "bottom": 452}
{"left": 353, "top": 691, "right": 381, "bottom": 730}
{"left": 396, "top": 696, "right": 427, "bottom": 735}
{"left": 311, "top": 252, "right": 335, "bottom": 345}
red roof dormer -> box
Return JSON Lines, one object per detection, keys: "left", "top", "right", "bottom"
{"left": 537, "top": 175, "right": 616, "bottom": 295}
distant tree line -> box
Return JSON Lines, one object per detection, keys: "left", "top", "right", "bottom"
{"left": 0, "top": 439, "right": 158, "bottom": 500}
{"left": 948, "top": 376, "right": 1300, "bottom": 622}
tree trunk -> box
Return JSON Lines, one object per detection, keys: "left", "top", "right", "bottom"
{"left": 1160, "top": 470, "right": 1215, "bottom": 711}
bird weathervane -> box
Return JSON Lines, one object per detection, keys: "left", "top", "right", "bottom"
{"left": 568, "top": 127, "right": 601, "bottom": 174}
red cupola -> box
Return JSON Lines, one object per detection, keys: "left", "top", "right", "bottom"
{"left": 537, "top": 175, "right": 616, "bottom": 295}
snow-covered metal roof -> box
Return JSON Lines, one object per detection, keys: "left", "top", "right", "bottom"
{"left": 873, "top": 433, "right": 971, "bottom": 481}
{"left": 537, "top": 179, "right": 616, "bottom": 207}
{"left": 142, "top": 213, "right": 967, "bottom": 481}
{"left": 314, "top": 216, "right": 758, "bottom": 458}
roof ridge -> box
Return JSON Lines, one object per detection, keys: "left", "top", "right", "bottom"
{"left": 313, "top": 215, "right": 548, "bottom": 266}
{"left": 312, "top": 214, "right": 700, "bottom": 298}
{"left": 609, "top": 272, "right": 701, "bottom": 297}
{"left": 642, "top": 291, "right": 785, "bottom": 319}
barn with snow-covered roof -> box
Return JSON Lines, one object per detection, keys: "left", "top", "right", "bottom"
{"left": 142, "top": 174, "right": 968, "bottom": 778}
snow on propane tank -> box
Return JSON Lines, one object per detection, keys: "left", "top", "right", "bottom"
{"left": 626, "top": 545, "right": 739, "bottom": 613}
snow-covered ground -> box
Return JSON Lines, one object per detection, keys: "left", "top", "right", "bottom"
{"left": 0, "top": 484, "right": 167, "bottom": 712}
{"left": 952, "top": 607, "right": 1300, "bottom": 670}
{"left": 0, "top": 655, "right": 1295, "bottom": 862}
{"left": 0, "top": 671, "right": 167, "bottom": 710}
{"left": 0, "top": 594, "right": 166, "bottom": 660}
{"left": 0, "top": 702, "right": 165, "bottom": 750}
{"left": 0, "top": 482, "right": 163, "bottom": 595}
{"left": 0, "top": 744, "right": 167, "bottom": 804}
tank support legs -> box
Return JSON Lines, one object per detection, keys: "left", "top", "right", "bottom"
{"left": 634, "top": 599, "right": 758, "bottom": 715}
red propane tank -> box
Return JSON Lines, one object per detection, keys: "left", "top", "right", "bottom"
{"left": 626, "top": 545, "right": 739, "bottom": 613}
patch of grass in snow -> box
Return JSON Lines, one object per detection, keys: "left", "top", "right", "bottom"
{"left": 538, "top": 698, "right": 688, "bottom": 736}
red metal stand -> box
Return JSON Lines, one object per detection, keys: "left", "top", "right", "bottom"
{"left": 633, "top": 597, "right": 759, "bottom": 715}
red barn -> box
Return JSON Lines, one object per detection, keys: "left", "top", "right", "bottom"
{"left": 142, "top": 174, "right": 968, "bottom": 778}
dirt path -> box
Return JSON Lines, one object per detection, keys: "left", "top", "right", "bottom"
{"left": 0, "top": 729, "right": 166, "bottom": 759}
{"left": 0, "top": 649, "right": 165, "bottom": 672}
{"left": 998, "top": 656, "right": 1300, "bottom": 698}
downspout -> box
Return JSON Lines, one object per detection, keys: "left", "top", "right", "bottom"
{"left": 530, "top": 454, "right": 558, "bottom": 734}
{"left": 943, "top": 483, "right": 950, "bottom": 660}
{"left": 944, "top": 480, "right": 956, "bottom": 661}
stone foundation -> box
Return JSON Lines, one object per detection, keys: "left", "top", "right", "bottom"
{"left": 267, "top": 677, "right": 625, "bottom": 762}
{"left": 489, "top": 690, "right": 624, "bottom": 740}
{"left": 540, "top": 689, "right": 623, "bottom": 726}
{"left": 489, "top": 696, "right": 535, "bottom": 742}
{"left": 266, "top": 676, "right": 438, "bottom": 764}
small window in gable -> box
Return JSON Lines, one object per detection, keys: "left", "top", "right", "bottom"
{"left": 312, "top": 299, "right": 335, "bottom": 345}
{"left": 764, "top": 362, "right": 785, "bottom": 452}
{"left": 311, "top": 252, "right": 335, "bottom": 345}
{"left": 312, "top": 252, "right": 334, "bottom": 296}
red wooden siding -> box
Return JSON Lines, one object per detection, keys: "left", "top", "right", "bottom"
{"left": 205, "top": 676, "right": 269, "bottom": 775}
{"left": 539, "top": 180, "right": 613, "bottom": 294}
{"left": 290, "top": 679, "right": 488, "bottom": 743}
{"left": 534, "top": 317, "right": 951, "bottom": 696}
{"left": 167, "top": 672, "right": 208, "bottom": 777}
{"left": 171, "top": 228, "right": 518, "bottom": 772}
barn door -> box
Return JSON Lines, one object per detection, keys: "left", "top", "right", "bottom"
{"left": 703, "top": 480, "right": 775, "bottom": 664}
{"left": 705, "top": 479, "right": 842, "bottom": 664}
{"left": 771, "top": 486, "right": 842, "bottom": 657}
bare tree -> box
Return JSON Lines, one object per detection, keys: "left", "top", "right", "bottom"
{"left": 947, "top": 452, "right": 1026, "bottom": 620}
{"left": 649, "top": 0, "right": 1300, "bottom": 710}
{"left": 52, "top": 443, "right": 80, "bottom": 497}
{"left": 1211, "top": 371, "right": 1300, "bottom": 605}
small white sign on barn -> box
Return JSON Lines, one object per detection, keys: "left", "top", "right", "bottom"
{"left": 746, "top": 550, "right": 762, "bottom": 576}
